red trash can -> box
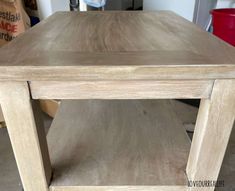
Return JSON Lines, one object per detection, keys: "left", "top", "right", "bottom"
{"left": 211, "top": 8, "right": 235, "bottom": 46}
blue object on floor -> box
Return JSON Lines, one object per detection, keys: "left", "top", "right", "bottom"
{"left": 84, "top": 0, "right": 106, "bottom": 8}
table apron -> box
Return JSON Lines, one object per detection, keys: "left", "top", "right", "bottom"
{"left": 29, "top": 80, "right": 214, "bottom": 100}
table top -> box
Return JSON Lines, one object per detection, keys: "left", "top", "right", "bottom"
{"left": 0, "top": 11, "right": 235, "bottom": 81}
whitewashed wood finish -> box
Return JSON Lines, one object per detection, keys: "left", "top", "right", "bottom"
{"left": 0, "top": 82, "right": 51, "bottom": 191}
{"left": 30, "top": 80, "right": 213, "bottom": 99}
{"left": 0, "top": 12, "right": 235, "bottom": 81}
{"left": 47, "top": 100, "right": 191, "bottom": 190}
{"left": 186, "top": 80, "right": 235, "bottom": 191}
{"left": 50, "top": 186, "right": 187, "bottom": 191}
{"left": 0, "top": 11, "right": 234, "bottom": 191}
{"left": 0, "top": 65, "right": 234, "bottom": 81}
{"left": 31, "top": 100, "right": 52, "bottom": 183}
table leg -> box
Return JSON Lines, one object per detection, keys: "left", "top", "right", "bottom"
{"left": 186, "top": 80, "right": 235, "bottom": 191}
{"left": 0, "top": 82, "right": 51, "bottom": 191}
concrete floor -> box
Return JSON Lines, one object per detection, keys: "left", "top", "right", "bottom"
{"left": 0, "top": 101, "right": 234, "bottom": 191}
{"left": 217, "top": 123, "right": 235, "bottom": 191}
{"left": 0, "top": 128, "right": 22, "bottom": 191}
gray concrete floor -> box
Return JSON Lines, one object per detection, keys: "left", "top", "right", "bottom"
{"left": 217, "top": 123, "right": 235, "bottom": 191}
{"left": 0, "top": 101, "right": 234, "bottom": 191}
{"left": 0, "top": 127, "right": 22, "bottom": 191}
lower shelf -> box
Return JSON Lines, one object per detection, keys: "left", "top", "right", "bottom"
{"left": 47, "top": 100, "right": 191, "bottom": 191}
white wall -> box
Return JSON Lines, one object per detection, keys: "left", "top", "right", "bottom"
{"left": 217, "top": 0, "right": 235, "bottom": 8}
{"left": 143, "top": 0, "right": 196, "bottom": 21}
{"left": 36, "top": 0, "right": 69, "bottom": 20}
{"left": 51, "top": 0, "right": 70, "bottom": 13}
{"left": 36, "top": 0, "right": 52, "bottom": 19}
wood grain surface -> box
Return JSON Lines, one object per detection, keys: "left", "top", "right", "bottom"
{"left": 0, "top": 82, "right": 51, "bottom": 191}
{"left": 50, "top": 186, "right": 187, "bottom": 191}
{"left": 187, "top": 80, "right": 235, "bottom": 191}
{"left": 30, "top": 80, "right": 214, "bottom": 99}
{"left": 47, "top": 100, "right": 191, "bottom": 190}
{"left": 0, "top": 11, "right": 235, "bottom": 80}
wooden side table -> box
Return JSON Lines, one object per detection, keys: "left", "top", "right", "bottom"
{"left": 0, "top": 11, "right": 234, "bottom": 191}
